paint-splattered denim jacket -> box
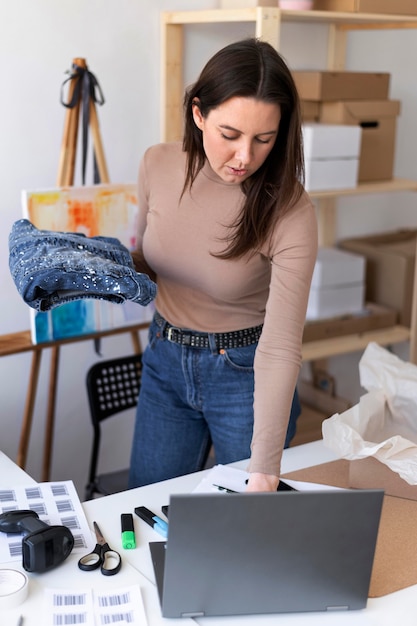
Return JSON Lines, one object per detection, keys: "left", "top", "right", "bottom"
{"left": 9, "top": 219, "right": 157, "bottom": 312}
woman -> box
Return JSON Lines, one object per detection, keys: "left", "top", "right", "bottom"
{"left": 129, "top": 38, "right": 317, "bottom": 492}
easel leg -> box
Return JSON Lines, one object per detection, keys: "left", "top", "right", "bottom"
{"left": 17, "top": 349, "right": 43, "bottom": 469}
{"left": 90, "top": 100, "right": 109, "bottom": 183}
{"left": 130, "top": 331, "right": 142, "bottom": 355}
{"left": 42, "top": 345, "right": 60, "bottom": 481}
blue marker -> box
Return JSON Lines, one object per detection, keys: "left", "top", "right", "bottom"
{"left": 134, "top": 506, "right": 168, "bottom": 538}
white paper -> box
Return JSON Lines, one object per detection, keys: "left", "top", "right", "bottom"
{"left": 322, "top": 342, "right": 417, "bottom": 485}
{"left": 193, "top": 465, "right": 249, "bottom": 493}
{"left": 0, "top": 480, "right": 94, "bottom": 563}
{"left": 43, "top": 584, "right": 147, "bottom": 626}
{"left": 193, "top": 465, "right": 345, "bottom": 493}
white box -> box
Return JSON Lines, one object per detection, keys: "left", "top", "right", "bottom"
{"left": 311, "top": 247, "right": 365, "bottom": 289}
{"left": 302, "top": 123, "right": 362, "bottom": 160}
{"left": 307, "top": 247, "right": 366, "bottom": 320}
{"left": 302, "top": 123, "right": 361, "bottom": 191}
{"left": 307, "top": 283, "right": 365, "bottom": 320}
{"left": 305, "top": 158, "right": 359, "bottom": 191}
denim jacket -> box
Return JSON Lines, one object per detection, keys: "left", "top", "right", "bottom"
{"left": 9, "top": 219, "right": 157, "bottom": 312}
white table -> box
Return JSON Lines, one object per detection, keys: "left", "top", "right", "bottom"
{"left": 1, "top": 442, "right": 416, "bottom": 626}
{"left": 0, "top": 451, "right": 36, "bottom": 487}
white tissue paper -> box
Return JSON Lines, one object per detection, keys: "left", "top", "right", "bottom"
{"left": 322, "top": 342, "right": 417, "bottom": 485}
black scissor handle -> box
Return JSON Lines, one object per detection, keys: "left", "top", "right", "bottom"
{"left": 101, "top": 544, "right": 122, "bottom": 576}
{"left": 78, "top": 543, "right": 102, "bottom": 571}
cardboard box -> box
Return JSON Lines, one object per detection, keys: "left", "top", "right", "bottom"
{"left": 303, "top": 302, "right": 397, "bottom": 342}
{"left": 293, "top": 71, "right": 390, "bottom": 102}
{"left": 339, "top": 229, "right": 417, "bottom": 326}
{"left": 319, "top": 100, "right": 401, "bottom": 182}
{"left": 314, "top": 0, "right": 417, "bottom": 16}
{"left": 220, "top": 0, "right": 275, "bottom": 7}
{"left": 349, "top": 457, "right": 417, "bottom": 501}
{"left": 300, "top": 100, "right": 320, "bottom": 121}
{"left": 303, "top": 123, "right": 361, "bottom": 190}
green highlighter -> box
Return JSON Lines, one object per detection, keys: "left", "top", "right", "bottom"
{"left": 121, "top": 513, "right": 136, "bottom": 549}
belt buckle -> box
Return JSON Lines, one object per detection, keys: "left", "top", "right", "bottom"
{"left": 166, "top": 326, "right": 181, "bottom": 342}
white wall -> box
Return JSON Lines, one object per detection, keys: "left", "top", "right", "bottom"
{"left": 1, "top": 2, "right": 416, "bottom": 495}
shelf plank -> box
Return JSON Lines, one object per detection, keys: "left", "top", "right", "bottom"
{"left": 162, "top": 8, "right": 417, "bottom": 28}
{"left": 162, "top": 8, "right": 262, "bottom": 25}
{"left": 302, "top": 325, "right": 410, "bottom": 361}
{"left": 310, "top": 178, "right": 417, "bottom": 200}
{"left": 0, "top": 321, "right": 151, "bottom": 357}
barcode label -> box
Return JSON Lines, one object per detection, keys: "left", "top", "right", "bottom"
{"left": 98, "top": 592, "right": 131, "bottom": 607}
{"left": 30, "top": 502, "right": 48, "bottom": 516}
{"left": 1, "top": 505, "right": 18, "bottom": 512}
{"left": 51, "top": 484, "right": 70, "bottom": 497}
{"left": 53, "top": 593, "right": 88, "bottom": 607}
{"left": 72, "top": 534, "right": 88, "bottom": 550}
{"left": 61, "top": 515, "right": 81, "bottom": 530}
{"left": 45, "top": 584, "right": 144, "bottom": 626}
{"left": 0, "top": 490, "right": 16, "bottom": 502}
{"left": 25, "top": 486, "right": 42, "bottom": 499}
{"left": 8, "top": 541, "right": 22, "bottom": 557}
{"left": 53, "top": 613, "right": 88, "bottom": 625}
{"left": 99, "top": 614, "right": 134, "bottom": 624}
{"left": 56, "top": 500, "right": 74, "bottom": 513}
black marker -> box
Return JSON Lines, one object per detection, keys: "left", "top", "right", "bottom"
{"left": 135, "top": 506, "right": 168, "bottom": 538}
{"left": 212, "top": 483, "right": 238, "bottom": 493}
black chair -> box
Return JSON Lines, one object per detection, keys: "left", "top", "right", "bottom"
{"left": 84, "top": 353, "right": 142, "bottom": 500}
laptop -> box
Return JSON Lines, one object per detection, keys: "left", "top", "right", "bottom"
{"left": 149, "top": 488, "right": 383, "bottom": 618}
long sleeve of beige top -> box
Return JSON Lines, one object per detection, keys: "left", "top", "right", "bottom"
{"left": 132, "top": 142, "right": 318, "bottom": 478}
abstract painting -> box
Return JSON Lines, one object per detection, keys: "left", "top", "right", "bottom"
{"left": 22, "top": 183, "right": 153, "bottom": 344}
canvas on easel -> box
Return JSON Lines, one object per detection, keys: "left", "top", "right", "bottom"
{"left": 22, "top": 184, "right": 152, "bottom": 344}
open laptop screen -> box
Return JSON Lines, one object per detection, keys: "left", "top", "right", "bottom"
{"left": 150, "top": 489, "right": 383, "bottom": 618}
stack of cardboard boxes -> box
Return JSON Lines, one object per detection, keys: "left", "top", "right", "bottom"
{"left": 296, "top": 67, "right": 401, "bottom": 336}
{"left": 340, "top": 229, "right": 417, "bottom": 328}
{"left": 313, "top": 0, "right": 417, "bottom": 15}
{"left": 220, "top": 0, "right": 417, "bottom": 12}
{"left": 294, "top": 69, "right": 400, "bottom": 187}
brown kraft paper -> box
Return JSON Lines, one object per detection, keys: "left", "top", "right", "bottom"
{"left": 283, "top": 459, "right": 417, "bottom": 597}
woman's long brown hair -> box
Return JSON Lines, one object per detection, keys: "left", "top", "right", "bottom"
{"left": 182, "top": 38, "right": 305, "bottom": 260}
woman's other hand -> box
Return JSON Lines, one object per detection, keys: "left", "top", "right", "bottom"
{"left": 245, "top": 472, "right": 279, "bottom": 492}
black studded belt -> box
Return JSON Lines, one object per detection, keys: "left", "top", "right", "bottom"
{"left": 154, "top": 311, "right": 263, "bottom": 350}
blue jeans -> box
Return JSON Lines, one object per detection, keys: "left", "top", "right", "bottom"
{"left": 128, "top": 316, "right": 300, "bottom": 488}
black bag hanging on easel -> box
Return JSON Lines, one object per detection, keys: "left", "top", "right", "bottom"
{"left": 58, "top": 57, "right": 108, "bottom": 187}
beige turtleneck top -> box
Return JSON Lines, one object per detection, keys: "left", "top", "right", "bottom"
{"left": 132, "top": 142, "right": 318, "bottom": 477}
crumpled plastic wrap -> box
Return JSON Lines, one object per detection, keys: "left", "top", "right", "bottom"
{"left": 322, "top": 342, "right": 417, "bottom": 485}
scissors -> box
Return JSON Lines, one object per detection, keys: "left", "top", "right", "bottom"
{"left": 78, "top": 521, "right": 122, "bottom": 576}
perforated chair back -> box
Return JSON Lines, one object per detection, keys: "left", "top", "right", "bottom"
{"left": 85, "top": 353, "right": 142, "bottom": 500}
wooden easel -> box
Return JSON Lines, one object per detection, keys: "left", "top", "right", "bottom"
{"left": 39, "top": 57, "right": 110, "bottom": 481}
{"left": 57, "top": 57, "right": 109, "bottom": 187}
{"left": 24, "top": 58, "right": 141, "bottom": 480}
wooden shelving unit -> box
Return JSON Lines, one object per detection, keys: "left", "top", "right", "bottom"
{"left": 161, "top": 8, "right": 417, "bottom": 142}
{"left": 160, "top": 7, "right": 417, "bottom": 364}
